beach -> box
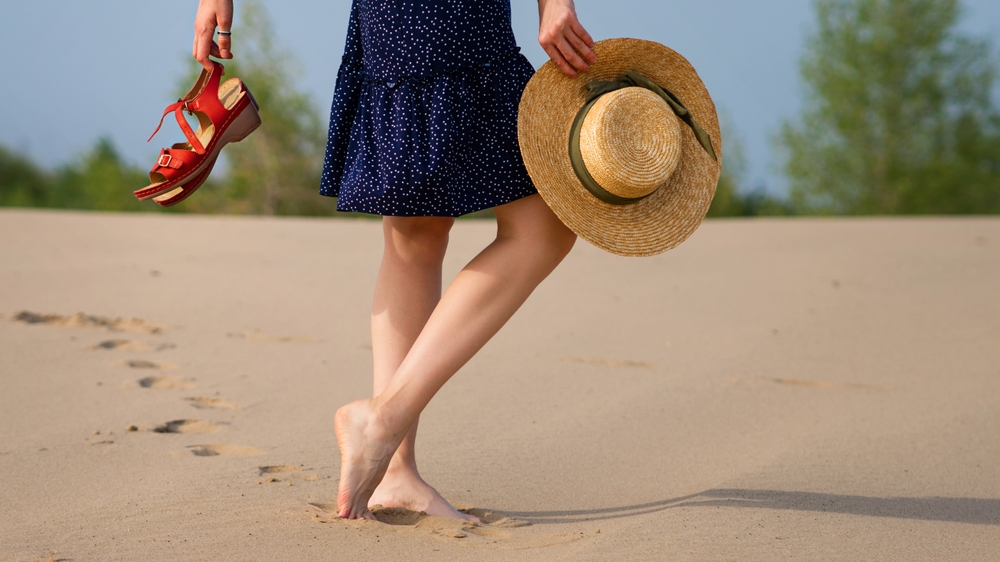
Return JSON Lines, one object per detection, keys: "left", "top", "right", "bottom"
{"left": 1, "top": 208, "right": 998, "bottom": 561}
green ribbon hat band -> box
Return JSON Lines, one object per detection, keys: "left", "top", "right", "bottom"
{"left": 568, "top": 71, "right": 718, "bottom": 206}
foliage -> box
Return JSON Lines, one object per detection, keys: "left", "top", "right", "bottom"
{"left": 0, "top": 138, "right": 153, "bottom": 212}
{"left": 778, "top": 0, "right": 1000, "bottom": 214}
{"left": 708, "top": 117, "right": 794, "bottom": 217}
{"left": 0, "top": 145, "right": 50, "bottom": 208}
{"left": 52, "top": 138, "right": 150, "bottom": 212}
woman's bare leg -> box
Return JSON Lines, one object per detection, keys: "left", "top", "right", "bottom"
{"left": 363, "top": 216, "right": 477, "bottom": 521}
{"left": 336, "top": 194, "right": 576, "bottom": 519}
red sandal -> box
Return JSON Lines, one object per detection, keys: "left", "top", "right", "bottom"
{"left": 151, "top": 155, "right": 219, "bottom": 207}
{"left": 134, "top": 61, "right": 260, "bottom": 202}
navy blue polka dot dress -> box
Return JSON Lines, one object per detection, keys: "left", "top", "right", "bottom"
{"left": 319, "top": 0, "right": 538, "bottom": 216}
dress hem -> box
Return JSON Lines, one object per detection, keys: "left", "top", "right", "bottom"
{"left": 321, "top": 189, "right": 537, "bottom": 218}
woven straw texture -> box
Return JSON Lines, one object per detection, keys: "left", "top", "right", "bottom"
{"left": 518, "top": 38, "right": 722, "bottom": 257}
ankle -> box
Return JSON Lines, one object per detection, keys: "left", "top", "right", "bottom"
{"left": 382, "top": 462, "right": 420, "bottom": 481}
{"left": 369, "top": 396, "right": 412, "bottom": 442}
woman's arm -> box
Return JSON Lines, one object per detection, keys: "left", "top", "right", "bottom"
{"left": 192, "top": 0, "right": 234, "bottom": 71}
{"left": 537, "top": 0, "right": 596, "bottom": 77}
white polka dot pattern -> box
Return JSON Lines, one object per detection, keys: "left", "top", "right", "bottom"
{"left": 320, "top": 0, "right": 538, "bottom": 216}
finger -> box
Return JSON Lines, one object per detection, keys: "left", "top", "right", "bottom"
{"left": 571, "top": 19, "right": 595, "bottom": 49}
{"left": 541, "top": 42, "right": 572, "bottom": 76}
{"left": 569, "top": 22, "right": 597, "bottom": 63}
{"left": 193, "top": 25, "right": 215, "bottom": 71}
{"left": 566, "top": 28, "right": 597, "bottom": 65}
{"left": 542, "top": 43, "right": 577, "bottom": 78}
{"left": 216, "top": 33, "right": 233, "bottom": 59}
{"left": 554, "top": 35, "right": 589, "bottom": 73}
{"left": 192, "top": 27, "right": 202, "bottom": 60}
{"left": 194, "top": 39, "right": 213, "bottom": 71}
{"left": 216, "top": 10, "right": 233, "bottom": 59}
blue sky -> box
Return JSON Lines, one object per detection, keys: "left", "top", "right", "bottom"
{"left": 1, "top": 0, "right": 998, "bottom": 195}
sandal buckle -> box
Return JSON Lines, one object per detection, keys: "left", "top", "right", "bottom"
{"left": 157, "top": 153, "right": 173, "bottom": 168}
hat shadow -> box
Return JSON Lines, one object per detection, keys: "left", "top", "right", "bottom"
{"left": 500, "top": 489, "right": 1000, "bottom": 526}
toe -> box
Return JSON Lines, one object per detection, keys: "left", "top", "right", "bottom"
{"left": 454, "top": 508, "right": 480, "bottom": 523}
{"left": 337, "top": 492, "right": 353, "bottom": 518}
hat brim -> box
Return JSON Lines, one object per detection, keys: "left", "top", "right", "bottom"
{"left": 518, "top": 38, "right": 722, "bottom": 257}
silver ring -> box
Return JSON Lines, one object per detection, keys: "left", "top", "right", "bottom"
{"left": 217, "top": 30, "right": 232, "bottom": 37}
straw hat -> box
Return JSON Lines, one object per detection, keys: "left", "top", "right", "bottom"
{"left": 518, "top": 38, "right": 722, "bottom": 257}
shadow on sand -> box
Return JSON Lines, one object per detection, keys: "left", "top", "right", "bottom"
{"left": 502, "top": 489, "right": 1000, "bottom": 526}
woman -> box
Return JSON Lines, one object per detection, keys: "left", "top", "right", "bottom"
{"left": 192, "top": 0, "right": 595, "bottom": 521}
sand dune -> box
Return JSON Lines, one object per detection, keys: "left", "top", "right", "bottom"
{"left": 0, "top": 209, "right": 998, "bottom": 560}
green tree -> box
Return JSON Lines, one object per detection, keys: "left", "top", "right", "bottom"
{"left": 0, "top": 145, "right": 50, "bottom": 207}
{"left": 706, "top": 115, "right": 747, "bottom": 217}
{"left": 0, "top": 137, "right": 152, "bottom": 212}
{"left": 51, "top": 137, "right": 149, "bottom": 211}
{"left": 708, "top": 117, "right": 794, "bottom": 217}
{"left": 778, "top": 0, "right": 1000, "bottom": 214}
{"left": 176, "top": 0, "right": 335, "bottom": 216}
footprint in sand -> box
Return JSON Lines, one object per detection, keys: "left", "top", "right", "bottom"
{"left": 767, "top": 377, "right": 887, "bottom": 390}
{"left": 463, "top": 509, "right": 534, "bottom": 529}
{"left": 153, "top": 419, "right": 225, "bottom": 434}
{"left": 188, "top": 444, "right": 262, "bottom": 457}
{"left": 10, "top": 311, "right": 167, "bottom": 334}
{"left": 227, "top": 329, "right": 318, "bottom": 343}
{"left": 137, "top": 375, "right": 194, "bottom": 389}
{"left": 88, "top": 339, "right": 176, "bottom": 352}
{"left": 259, "top": 465, "right": 300, "bottom": 475}
{"left": 122, "top": 359, "right": 177, "bottom": 371}
{"left": 257, "top": 465, "right": 320, "bottom": 483}
{"left": 93, "top": 339, "right": 144, "bottom": 351}
{"left": 560, "top": 357, "right": 658, "bottom": 369}
{"left": 299, "top": 504, "right": 573, "bottom": 549}
{"left": 185, "top": 397, "right": 238, "bottom": 410}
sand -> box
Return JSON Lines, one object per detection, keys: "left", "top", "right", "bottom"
{"left": 1, "top": 208, "right": 998, "bottom": 561}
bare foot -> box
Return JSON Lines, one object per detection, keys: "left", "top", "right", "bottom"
{"left": 369, "top": 468, "right": 481, "bottom": 523}
{"left": 334, "top": 399, "right": 399, "bottom": 520}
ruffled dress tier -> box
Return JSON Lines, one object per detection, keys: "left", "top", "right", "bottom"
{"left": 320, "top": 0, "right": 538, "bottom": 217}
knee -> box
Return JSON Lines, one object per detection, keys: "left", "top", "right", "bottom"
{"left": 384, "top": 217, "right": 454, "bottom": 265}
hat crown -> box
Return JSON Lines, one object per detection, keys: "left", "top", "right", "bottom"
{"left": 579, "top": 88, "right": 683, "bottom": 200}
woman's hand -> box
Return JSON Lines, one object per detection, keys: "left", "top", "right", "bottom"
{"left": 537, "top": 0, "right": 596, "bottom": 78}
{"left": 192, "top": 0, "right": 234, "bottom": 71}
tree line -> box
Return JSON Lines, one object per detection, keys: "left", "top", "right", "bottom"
{"left": 2, "top": 0, "right": 998, "bottom": 217}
